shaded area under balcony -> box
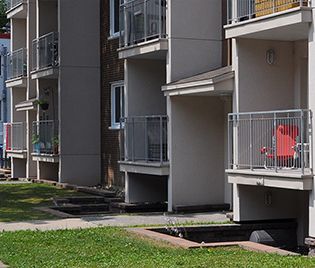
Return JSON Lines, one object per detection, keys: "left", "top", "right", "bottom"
{"left": 31, "top": 32, "right": 59, "bottom": 79}
{"left": 6, "top": 0, "right": 27, "bottom": 19}
{"left": 31, "top": 120, "right": 59, "bottom": 163}
{"left": 118, "top": 0, "right": 167, "bottom": 59}
{"left": 4, "top": 122, "right": 27, "bottom": 159}
{"left": 226, "top": 109, "right": 313, "bottom": 190}
{"left": 6, "top": 48, "right": 27, "bottom": 88}
{"left": 119, "top": 115, "right": 169, "bottom": 176}
{"left": 225, "top": 0, "right": 312, "bottom": 40}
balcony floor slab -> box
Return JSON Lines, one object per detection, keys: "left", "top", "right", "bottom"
{"left": 32, "top": 154, "right": 59, "bottom": 163}
{"left": 226, "top": 169, "right": 313, "bottom": 190}
{"left": 6, "top": 150, "right": 27, "bottom": 159}
{"left": 6, "top": 3, "right": 27, "bottom": 19}
{"left": 6, "top": 77, "right": 26, "bottom": 88}
{"left": 31, "top": 67, "right": 58, "bottom": 80}
{"left": 225, "top": 7, "right": 312, "bottom": 40}
{"left": 119, "top": 161, "right": 169, "bottom": 176}
{"left": 118, "top": 38, "right": 168, "bottom": 59}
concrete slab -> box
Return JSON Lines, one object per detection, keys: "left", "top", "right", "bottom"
{"left": 0, "top": 212, "right": 228, "bottom": 232}
{"left": 0, "top": 261, "right": 7, "bottom": 268}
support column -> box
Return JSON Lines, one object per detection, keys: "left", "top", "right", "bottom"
{"left": 306, "top": 0, "right": 315, "bottom": 253}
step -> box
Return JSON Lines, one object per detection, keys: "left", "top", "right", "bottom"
{"left": 54, "top": 196, "right": 108, "bottom": 205}
{"left": 111, "top": 202, "right": 167, "bottom": 213}
{"left": 173, "top": 204, "right": 230, "bottom": 214}
{"left": 76, "top": 187, "right": 116, "bottom": 198}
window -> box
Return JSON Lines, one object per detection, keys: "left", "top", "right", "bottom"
{"left": 110, "top": 0, "right": 123, "bottom": 37}
{"left": 111, "top": 82, "right": 125, "bottom": 129}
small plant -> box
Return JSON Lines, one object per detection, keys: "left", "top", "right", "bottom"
{"left": 34, "top": 99, "right": 49, "bottom": 110}
{"left": 164, "top": 215, "right": 187, "bottom": 239}
{"left": 31, "top": 134, "right": 39, "bottom": 144}
{"left": 52, "top": 136, "right": 59, "bottom": 154}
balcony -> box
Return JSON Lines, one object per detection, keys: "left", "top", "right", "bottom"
{"left": 4, "top": 122, "right": 27, "bottom": 158}
{"left": 226, "top": 109, "right": 313, "bottom": 190}
{"left": 225, "top": 0, "right": 312, "bottom": 40}
{"left": 31, "top": 32, "right": 59, "bottom": 79}
{"left": 6, "top": 0, "right": 27, "bottom": 19}
{"left": 118, "top": 0, "right": 168, "bottom": 59}
{"left": 119, "top": 115, "right": 169, "bottom": 175}
{"left": 6, "top": 48, "right": 27, "bottom": 87}
{"left": 32, "top": 120, "right": 59, "bottom": 162}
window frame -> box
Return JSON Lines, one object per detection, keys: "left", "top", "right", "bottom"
{"left": 110, "top": 81, "right": 125, "bottom": 129}
{"left": 109, "top": 0, "right": 123, "bottom": 38}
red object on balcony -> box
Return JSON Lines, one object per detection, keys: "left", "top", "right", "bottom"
{"left": 261, "top": 124, "right": 299, "bottom": 161}
{"left": 5, "top": 124, "right": 11, "bottom": 151}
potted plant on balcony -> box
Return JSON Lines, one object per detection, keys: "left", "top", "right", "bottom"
{"left": 52, "top": 136, "right": 59, "bottom": 155}
{"left": 32, "top": 134, "right": 40, "bottom": 153}
{"left": 34, "top": 99, "right": 49, "bottom": 110}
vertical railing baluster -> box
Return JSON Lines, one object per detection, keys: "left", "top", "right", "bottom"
{"left": 160, "top": 115, "right": 163, "bottom": 164}
{"left": 145, "top": 117, "right": 148, "bottom": 162}
{"left": 250, "top": 113, "right": 253, "bottom": 170}
{"left": 274, "top": 112, "right": 277, "bottom": 172}
{"left": 301, "top": 110, "right": 305, "bottom": 174}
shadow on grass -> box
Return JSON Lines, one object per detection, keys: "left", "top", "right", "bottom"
{"left": 0, "top": 183, "right": 88, "bottom": 222}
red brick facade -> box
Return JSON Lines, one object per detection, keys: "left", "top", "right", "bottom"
{"left": 100, "top": 0, "right": 124, "bottom": 188}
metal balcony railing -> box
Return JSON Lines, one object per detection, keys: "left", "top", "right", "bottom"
{"left": 119, "top": 0, "right": 167, "bottom": 48}
{"left": 7, "top": 48, "right": 27, "bottom": 80}
{"left": 120, "top": 115, "right": 168, "bottom": 163}
{"left": 32, "top": 32, "right": 59, "bottom": 72}
{"left": 227, "top": 0, "right": 310, "bottom": 24}
{"left": 4, "top": 122, "right": 26, "bottom": 151}
{"left": 6, "top": 0, "right": 24, "bottom": 11}
{"left": 228, "top": 109, "right": 312, "bottom": 175}
{"left": 32, "top": 120, "right": 58, "bottom": 155}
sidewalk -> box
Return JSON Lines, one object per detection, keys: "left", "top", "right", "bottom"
{"left": 0, "top": 212, "right": 228, "bottom": 232}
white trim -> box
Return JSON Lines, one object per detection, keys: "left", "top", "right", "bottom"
{"left": 111, "top": 81, "right": 125, "bottom": 129}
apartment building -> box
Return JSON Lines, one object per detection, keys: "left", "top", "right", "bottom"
{"left": 118, "top": 0, "right": 233, "bottom": 212}
{"left": 0, "top": 34, "right": 10, "bottom": 150}
{"left": 101, "top": 0, "right": 124, "bottom": 189}
{"left": 5, "top": 0, "right": 101, "bottom": 186}
{"left": 225, "top": 0, "right": 315, "bottom": 249}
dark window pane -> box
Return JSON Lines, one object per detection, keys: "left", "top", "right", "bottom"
{"left": 121, "top": 86, "right": 125, "bottom": 118}
{"left": 114, "top": 0, "right": 120, "bottom": 33}
{"left": 115, "top": 87, "right": 121, "bottom": 123}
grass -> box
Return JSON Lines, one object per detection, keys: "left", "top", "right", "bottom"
{"left": 0, "top": 183, "right": 87, "bottom": 222}
{"left": 0, "top": 227, "right": 314, "bottom": 268}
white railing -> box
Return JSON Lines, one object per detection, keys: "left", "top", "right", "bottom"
{"left": 119, "top": 0, "right": 167, "bottom": 48}
{"left": 227, "top": 0, "right": 310, "bottom": 24}
{"left": 228, "top": 109, "right": 312, "bottom": 175}
{"left": 4, "top": 122, "right": 26, "bottom": 151}
{"left": 6, "top": 0, "right": 24, "bottom": 11}
{"left": 120, "top": 115, "right": 168, "bottom": 163}
{"left": 32, "top": 120, "right": 58, "bottom": 155}
{"left": 32, "top": 32, "right": 59, "bottom": 72}
{"left": 7, "top": 48, "right": 27, "bottom": 80}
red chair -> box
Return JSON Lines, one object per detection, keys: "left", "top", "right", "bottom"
{"left": 260, "top": 124, "right": 299, "bottom": 169}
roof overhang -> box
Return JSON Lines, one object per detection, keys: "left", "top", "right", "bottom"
{"left": 162, "top": 66, "right": 234, "bottom": 97}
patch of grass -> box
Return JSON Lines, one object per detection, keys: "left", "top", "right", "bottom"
{"left": 0, "top": 183, "right": 87, "bottom": 222}
{"left": 0, "top": 228, "right": 314, "bottom": 268}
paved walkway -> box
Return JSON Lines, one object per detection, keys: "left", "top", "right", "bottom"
{"left": 0, "top": 212, "right": 227, "bottom": 232}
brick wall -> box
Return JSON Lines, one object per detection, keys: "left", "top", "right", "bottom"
{"left": 100, "top": 0, "right": 124, "bottom": 188}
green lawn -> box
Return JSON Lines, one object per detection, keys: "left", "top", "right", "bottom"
{"left": 0, "top": 183, "right": 86, "bottom": 222}
{"left": 0, "top": 227, "right": 313, "bottom": 268}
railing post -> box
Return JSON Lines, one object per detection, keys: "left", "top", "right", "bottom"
{"left": 274, "top": 112, "right": 277, "bottom": 172}
{"left": 273, "top": 0, "right": 275, "bottom": 13}
{"left": 250, "top": 114, "right": 253, "bottom": 170}
{"left": 144, "top": 0, "right": 147, "bottom": 42}
{"left": 145, "top": 116, "right": 148, "bottom": 162}
{"left": 132, "top": 117, "right": 135, "bottom": 161}
{"left": 160, "top": 115, "right": 163, "bottom": 164}
{"left": 159, "top": 0, "right": 162, "bottom": 38}
{"left": 301, "top": 110, "right": 305, "bottom": 174}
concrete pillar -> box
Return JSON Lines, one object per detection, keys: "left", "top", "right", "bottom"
{"left": 307, "top": 0, "right": 315, "bottom": 242}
